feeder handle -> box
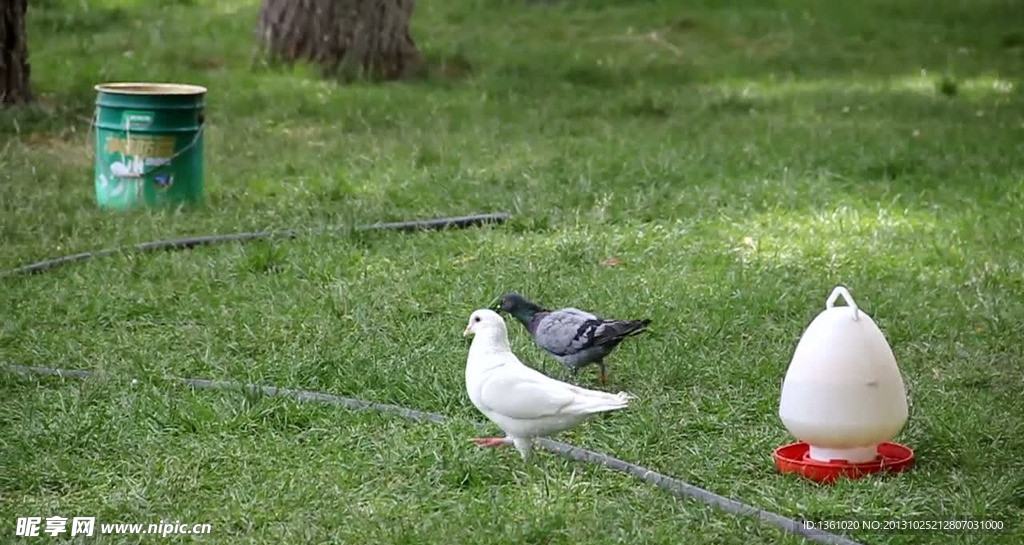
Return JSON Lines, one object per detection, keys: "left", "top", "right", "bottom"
{"left": 826, "top": 286, "right": 860, "bottom": 320}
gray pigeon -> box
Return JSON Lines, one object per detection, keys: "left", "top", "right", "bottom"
{"left": 497, "top": 292, "right": 651, "bottom": 384}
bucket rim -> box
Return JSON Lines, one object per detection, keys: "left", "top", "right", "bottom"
{"left": 95, "top": 82, "right": 207, "bottom": 96}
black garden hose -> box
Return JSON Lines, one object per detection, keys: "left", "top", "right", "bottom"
{"left": 2, "top": 213, "right": 510, "bottom": 277}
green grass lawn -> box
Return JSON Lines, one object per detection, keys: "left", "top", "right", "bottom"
{"left": 3, "top": 0, "right": 1024, "bottom": 543}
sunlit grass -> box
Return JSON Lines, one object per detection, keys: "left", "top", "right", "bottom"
{"left": 701, "top": 72, "right": 1020, "bottom": 102}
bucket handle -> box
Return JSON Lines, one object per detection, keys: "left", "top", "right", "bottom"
{"left": 137, "top": 124, "right": 205, "bottom": 178}
{"left": 91, "top": 109, "right": 205, "bottom": 178}
{"left": 825, "top": 285, "right": 860, "bottom": 320}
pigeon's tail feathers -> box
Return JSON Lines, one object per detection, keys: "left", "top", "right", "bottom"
{"left": 566, "top": 386, "right": 636, "bottom": 414}
{"left": 630, "top": 318, "right": 653, "bottom": 334}
{"left": 593, "top": 318, "right": 652, "bottom": 346}
{"left": 614, "top": 390, "right": 638, "bottom": 401}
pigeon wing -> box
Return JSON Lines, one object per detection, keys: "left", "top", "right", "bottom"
{"left": 478, "top": 368, "right": 577, "bottom": 420}
{"left": 534, "top": 308, "right": 611, "bottom": 356}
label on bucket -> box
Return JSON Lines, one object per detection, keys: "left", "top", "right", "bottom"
{"left": 96, "top": 131, "right": 186, "bottom": 208}
{"left": 105, "top": 135, "right": 176, "bottom": 158}
{"left": 122, "top": 110, "right": 155, "bottom": 128}
{"left": 100, "top": 135, "right": 175, "bottom": 181}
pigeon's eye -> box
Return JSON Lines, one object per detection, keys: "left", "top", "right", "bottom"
{"left": 474, "top": 316, "right": 481, "bottom": 322}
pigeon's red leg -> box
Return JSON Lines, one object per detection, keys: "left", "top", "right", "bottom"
{"left": 598, "top": 361, "right": 607, "bottom": 384}
{"left": 472, "top": 437, "right": 510, "bottom": 448}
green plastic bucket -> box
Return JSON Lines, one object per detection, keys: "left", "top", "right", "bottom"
{"left": 93, "top": 82, "right": 207, "bottom": 209}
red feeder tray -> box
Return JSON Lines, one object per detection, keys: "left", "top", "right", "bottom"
{"left": 773, "top": 441, "right": 914, "bottom": 484}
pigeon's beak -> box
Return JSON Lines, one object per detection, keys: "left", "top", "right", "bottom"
{"left": 463, "top": 325, "right": 473, "bottom": 338}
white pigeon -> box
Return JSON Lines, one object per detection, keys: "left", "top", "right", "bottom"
{"left": 462, "top": 308, "right": 636, "bottom": 461}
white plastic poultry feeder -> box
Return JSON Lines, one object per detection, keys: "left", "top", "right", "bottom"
{"left": 774, "top": 286, "right": 914, "bottom": 483}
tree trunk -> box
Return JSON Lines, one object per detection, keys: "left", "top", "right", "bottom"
{"left": 255, "top": 0, "right": 422, "bottom": 81}
{"left": 0, "top": 0, "right": 31, "bottom": 105}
